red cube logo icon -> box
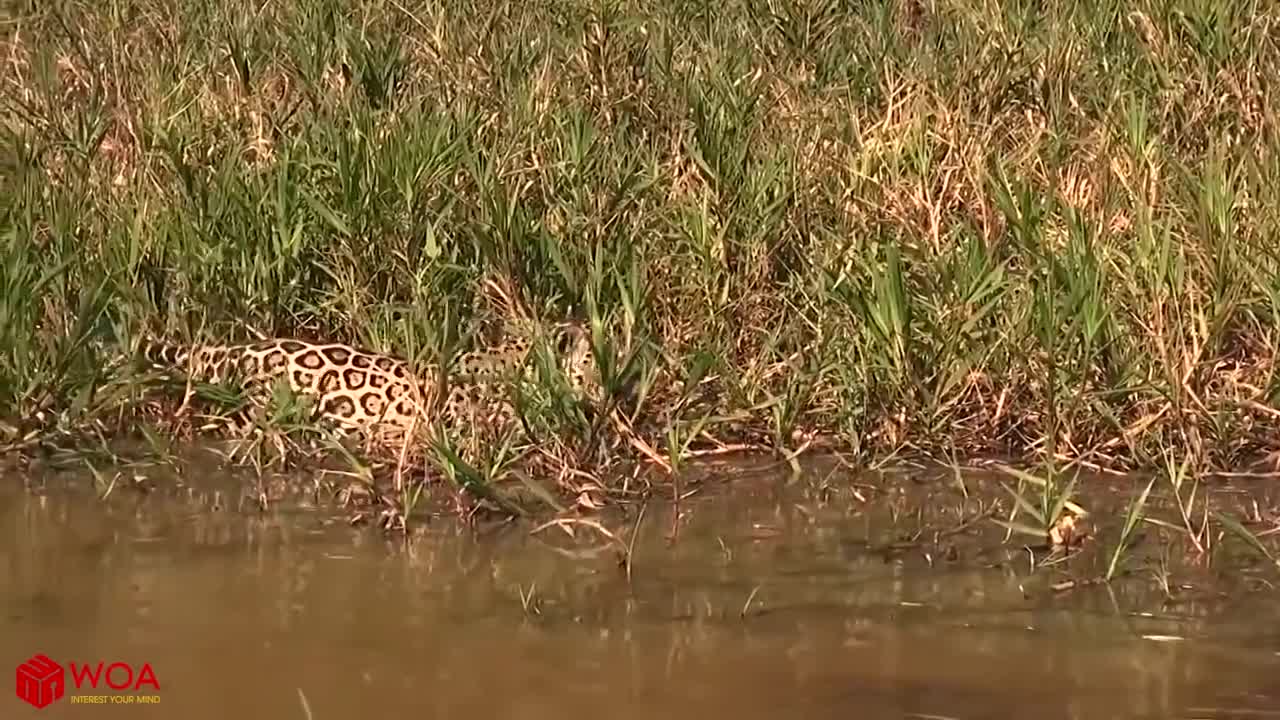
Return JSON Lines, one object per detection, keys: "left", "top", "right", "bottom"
{"left": 16, "top": 655, "right": 64, "bottom": 709}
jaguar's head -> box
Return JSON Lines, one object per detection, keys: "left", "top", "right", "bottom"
{"left": 550, "top": 320, "right": 602, "bottom": 403}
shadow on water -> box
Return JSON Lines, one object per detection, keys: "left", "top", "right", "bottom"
{"left": 3, "top": 453, "right": 1280, "bottom": 719}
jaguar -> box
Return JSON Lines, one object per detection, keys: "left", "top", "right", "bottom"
{"left": 138, "top": 321, "right": 601, "bottom": 453}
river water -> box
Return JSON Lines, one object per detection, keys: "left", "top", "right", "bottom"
{"left": 4, "top": 454, "right": 1279, "bottom": 718}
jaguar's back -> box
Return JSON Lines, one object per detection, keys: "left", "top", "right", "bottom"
{"left": 142, "top": 337, "right": 431, "bottom": 433}
{"left": 140, "top": 321, "right": 599, "bottom": 443}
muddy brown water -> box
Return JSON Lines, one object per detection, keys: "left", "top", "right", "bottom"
{"left": 4, "top": 454, "right": 1280, "bottom": 719}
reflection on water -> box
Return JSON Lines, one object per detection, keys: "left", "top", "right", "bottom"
{"left": 3, "top": 458, "right": 1279, "bottom": 719}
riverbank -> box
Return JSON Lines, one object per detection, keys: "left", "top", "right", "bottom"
{"left": 4, "top": 0, "right": 1280, "bottom": 499}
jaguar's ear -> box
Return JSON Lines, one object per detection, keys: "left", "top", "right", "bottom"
{"left": 552, "top": 321, "right": 576, "bottom": 353}
{"left": 565, "top": 304, "right": 590, "bottom": 325}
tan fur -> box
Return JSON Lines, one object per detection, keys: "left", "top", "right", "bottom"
{"left": 142, "top": 322, "right": 599, "bottom": 447}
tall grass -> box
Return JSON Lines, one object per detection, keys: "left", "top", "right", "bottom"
{"left": 2, "top": 0, "right": 1279, "bottom": 477}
